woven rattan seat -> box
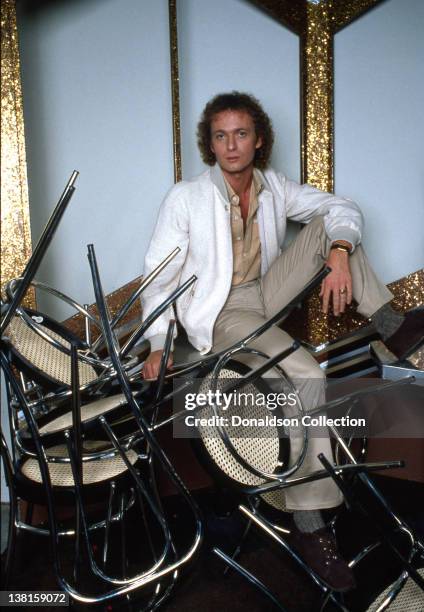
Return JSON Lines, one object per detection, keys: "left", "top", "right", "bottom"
{"left": 196, "top": 366, "right": 290, "bottom": 511}
{"left": 21, "top": 440, "right": 138, "bottom": 487}
{"left": 39, "top": 393, "right": 130, "bottom": 434}
{"left": 260, "top": 490, "right": 289, "bottom": 512}
{"left": 197, "top": 367, "right": 280, "bottom": 488}
{"left": 5, "top": 316, "right": 97, "bottom": 386}
{"left": 367, "top": 569, "right": 424, "bottom": 611}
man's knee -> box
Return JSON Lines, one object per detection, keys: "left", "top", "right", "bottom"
{"left": 281, "top": 346, "right": 325, "bottom": 381}
{"left": 296, "top": 215, "right": 327, "bottom": 258}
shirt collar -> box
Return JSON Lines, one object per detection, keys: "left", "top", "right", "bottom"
{"left": 210, "top": 164, "right": 265, "bottom": 203}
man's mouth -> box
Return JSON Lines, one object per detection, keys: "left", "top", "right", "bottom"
{"left": 226, "top": 157, "right": 239, "bottom": 162}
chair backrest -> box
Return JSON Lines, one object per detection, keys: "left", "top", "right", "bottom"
{"left": 194, "top": 360, "right": 288, "bottom": 489}
{"left": 366, "top": 569, "right": 424, "bottom": 611}
{"left": 3, "top": 310, "right": 98, "bottom": 388}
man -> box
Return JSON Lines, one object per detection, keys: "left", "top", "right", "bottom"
{"left": 141, "top": 92, "right": 423, "bottom": 591}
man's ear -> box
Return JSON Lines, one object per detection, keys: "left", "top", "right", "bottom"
{"left": 255, "top": 135, "right": 263, "bottom": 149}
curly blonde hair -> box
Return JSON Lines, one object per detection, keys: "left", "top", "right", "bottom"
{"left": 197, "top": 91, "right": 274, "bottom": 170}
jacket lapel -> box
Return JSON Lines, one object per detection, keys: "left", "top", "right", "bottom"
{"left": 210, "top": 164, "right": 229, "bottom": 205}
{"left": 256, "top": 170, "right": 280, "bottom": 274}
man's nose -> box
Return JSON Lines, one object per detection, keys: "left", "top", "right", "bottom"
{"left": 227, "top": 134, "right": 236, "bottom": 150}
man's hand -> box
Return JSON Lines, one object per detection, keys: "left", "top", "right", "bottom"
{"left": 320, "top": 243, "right": 353, "bottom": 316}
{"left": 142, "top": 350, "right": 173, "bottom": 380}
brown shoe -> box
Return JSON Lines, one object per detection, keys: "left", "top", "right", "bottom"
{"left": 288, "top": 525, "right": 356, "bottom": 592}
{"left": 384, "top": 308, "right": 424, "bottom": 362}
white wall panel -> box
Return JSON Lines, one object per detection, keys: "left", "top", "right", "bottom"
{"left": 177, "top": 0, "right": 300, "bottom": 182}
{"left": 17, "top": 0, "right": 173, "bottom": 318}
{"left": 335, "top": 0, "right": 424, "bottom": 284}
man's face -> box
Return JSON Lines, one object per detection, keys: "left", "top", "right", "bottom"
{"left": 210, "top": 109, "right": 262, "bottom": 176}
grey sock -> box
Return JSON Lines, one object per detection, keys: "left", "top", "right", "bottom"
{"left": 293, "top": 509, "right": 325, "bottom": 533}
{"left": 371, "top": 303, "right": 404, "bottom": 341}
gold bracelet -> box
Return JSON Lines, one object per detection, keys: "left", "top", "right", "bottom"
{"left": 330, "top": 243, "right": 351, "bottom": 254}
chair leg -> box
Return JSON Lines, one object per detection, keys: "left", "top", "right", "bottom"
{"left": 213, "top": 547, "right": 288, "bottom": 611}
{"left": 120, "top": 492, "right": 127, "bottom": 580}
{"left": 1, "top": 432, "right": 18, "bottom": 590}
{"left": 24, "top": 501, "right": 34, "bottom": 525}
{"left": 319, "top": 453, "right": 424, "bottom": 591}
{"left": 73, "top": 497, "right": 81, "bottom": 583}
{"left": 103, "top": 481, "right": 115, "bottom": 569}
{"left": 223, "top": 514, "right": 253, "bottom": 577}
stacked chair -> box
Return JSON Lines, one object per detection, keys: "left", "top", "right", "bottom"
{"left": 0, "top": 173, "right": 202, "bottom": 608}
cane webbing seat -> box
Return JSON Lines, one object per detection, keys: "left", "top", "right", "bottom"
{"left": 367, "top": 569, "right": 424, "bottom": 611}
{"left": 39, "top": 393, "right": 131, "bottom": 435}
{"left": 5, "top": 315, "right": 97, "bottom": 387}
{"left": 21, "top": 440, "right": 138, "bottom": 487}
{"left": 260, "top": 490, "right": 288, "bottom": 512}
{"left": 195, "top": 364, "right": 290, "bottom": 516}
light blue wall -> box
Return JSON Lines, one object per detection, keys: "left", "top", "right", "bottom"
{"left": 335, "top": 0, "right": 424, "bottom": 283}
{"left": 14, "top": 0, "right": 424, "bottom": 311}
{"left": 17, "top": 0, "right": 174, "bottom": 319}
{"left": 177, "top": 0, "right": 300, "bottom": 181}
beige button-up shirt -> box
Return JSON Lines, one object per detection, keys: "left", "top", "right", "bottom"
{"left": 225, "top": 170, "right": 263, "bottom": 286}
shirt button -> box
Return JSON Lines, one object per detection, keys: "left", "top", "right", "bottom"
{"left": 236, "top": 237, "right": 242, "bottom": 241}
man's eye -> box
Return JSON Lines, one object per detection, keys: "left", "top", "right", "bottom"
{"left": 238, "top": 131, "right": 247, "bottom": 137}
{"left": 215, "top": 134, "right": 224, "bottom": 140}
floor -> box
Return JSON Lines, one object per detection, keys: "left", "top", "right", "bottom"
{"left": 1, "top": 476, "right": 423, "bottom": 612}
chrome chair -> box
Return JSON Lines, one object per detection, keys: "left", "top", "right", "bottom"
{"left": 194, "top": 353, "right": 421, "bottom": 610}
{"left": 366, "top": 569, "right": 424, "bottom": 611}
{"left": 1, "top": 251, "right": 197, "bottom": 454}
{"left": 319, "top": 430, "right": 424, "bottom": 611}
{"left": 0, "top": 337, "right": 202, "bottom": 608}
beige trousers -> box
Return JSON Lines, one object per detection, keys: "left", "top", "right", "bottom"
{"left": 212, "top": 217, "right": 393, "bottom": 510}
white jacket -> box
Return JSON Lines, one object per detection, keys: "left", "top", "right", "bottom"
{"left": 142, "top": 165, "right": 364, "bottom": 354}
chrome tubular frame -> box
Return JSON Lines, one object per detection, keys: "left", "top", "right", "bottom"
{"left": 213, "top": 547, "right": 289, "bottom": 611}
{"left": 0, "top": 171, "right": 79, "bottom": 336}
{"left": 318, "top": 445, "right": 424, "bottom": 592}
{"left": 8, "top": 279, "right": 102, "bottom": 330}
{"left": 238, "top": 505, "right": 349, "bottom": 612}
{"left": 90, "top": 247, "right": 181, "bottom": 353}
{"left": 85, "top": 243, "right": 203, "bottom": 603}
{"left": 119, "top": 274, "right": 197, "bottom": 359}
{"left": 0, "top": 341, "right": 199, "bottom": 605}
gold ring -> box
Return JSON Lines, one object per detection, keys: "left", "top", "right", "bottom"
{"left": 339, "top": 288, "right": 347, "bottom": 295}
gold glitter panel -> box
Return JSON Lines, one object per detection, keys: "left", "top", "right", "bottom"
{"left": 301, "top": 2, "right": 333, "bottom": 192}
{"left": 248, "top": 0, "right": 305, "bottom": 34}
{"left": 388, "top": 269, "right": 424, "bottom": 313}
{"left": 408, "top": 345, "right": 424, "bottom": 371}
{"left": 284, "top": 269, "right": 424, "bottom": 347}
{"left": 251, "top": 0, "right": 381, "bottom": 192}
{"left": 251, "top": 0, "right": 382, "bottom": 343}
{"left": 169, "top": 0, "right": 182, "bottom": 183}
{"left": 63, "top": 276, "right": 143, "bottom": 343}
{"left": 1, "top": 0, "right": 34, "bottom": 308}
